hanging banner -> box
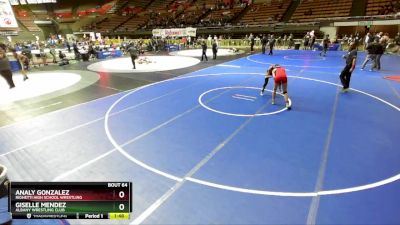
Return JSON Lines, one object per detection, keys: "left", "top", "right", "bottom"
{"left": 0, "top": 0, "right": 19, "bottom": 28}
{"left": 152, "top": 29, "right": 162, "bottom": 37}
{"left": 152, "top": 28, "right": 197, "bottom": 37}
{"left": 185, "top": 27, "right": 196, "bottom": 37}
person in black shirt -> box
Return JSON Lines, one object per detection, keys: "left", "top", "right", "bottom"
{"left": 360, "top": 41, "right": 376, "bottom": 70}
{"left": 268, "top": 34, "right": 276, "bottom": 55}
{"left": 127, "top": 43, "right": 138, "bottom": 69}
{"left": 340, "top": 42, "right": 357, "bottom": 92}
{"left": 393, "top": 32, "right": 400, "bottom": 54}
{"left": 0, "top": 47, "right": 15, "bottom": 89}
{"left": 320, "top": 34, "right": 330, "bottom": 57}
{"left": 88, "top": 44, "right": 97, "bottom": 60}
{"left": 73, "top": 42, "right": 80, "bottom": 60}
{"left": 58, "top": 50, "right": 69, "bottom": 66}
{"left": 288, "top": 34, "right": 294, "bottom": 49}
{"left": 201, "top": 40, "right": 208, "bottom": 61}
{"left": 250, "top": 33, "right": 255, "bottom": 52}
{"left": 66, "top": 41, "right": 71, "bottom": 53}
{"left": 374, "top": 39, "right": 384, "bottom": 71}
{"left": 212, "top": 40, "right": 218, "bottom": 60}
{"left": 309, "top": 34, "right": 316, "bottom": 50}
{"left": 303, "top": 32, "right": 310, "bottom": 50}
{"left": 261, "top": 35, "right": 267, "bottom": 54}
{"left": 21, "top": 45, "right": 33, "bottom": 69}
{"left": 395, "top": 32, "right": 400, "bottom": 46}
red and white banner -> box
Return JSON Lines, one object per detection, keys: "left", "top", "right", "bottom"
{"left": 0, "top": 0, "right": 18, "bottom": 28}
{"left": 152, "top": 27, "right": 197, "bottom": 37}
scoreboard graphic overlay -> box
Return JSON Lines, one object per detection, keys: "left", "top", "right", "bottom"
{"left": 9, "top": 182, "right": 132, "bottom": 220}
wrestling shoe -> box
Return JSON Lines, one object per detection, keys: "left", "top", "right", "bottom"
{"left": 286, "top": 102, "right": 291, "bottom": 110}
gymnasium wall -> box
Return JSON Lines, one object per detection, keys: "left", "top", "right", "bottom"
{"left": 5, "top": 30, "right": 45, "bottom": 43}
{"left": 337, "top": 25, "right": 399, "bottom": 36}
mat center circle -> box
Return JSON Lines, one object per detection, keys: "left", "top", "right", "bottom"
{"left": 198, "top": 86, "right": 288, "bottom": 117}
{"left": 283, "top": 55, "right": 325, "bottom": 61}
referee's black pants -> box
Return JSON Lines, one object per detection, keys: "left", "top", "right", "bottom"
{"left": 131, "top": 56, "right": 137, "bottom": 69}
{"left": 339, "top": 65, "right": 352, "bottom": 89}
{"left": 201, "top": 51, "right": 208, "bottom": 61}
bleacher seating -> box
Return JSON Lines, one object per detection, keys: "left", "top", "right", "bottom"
{"left": 17, "top": 17, "right": 41, "bottom": 32}
{"left": 366, "top": 0, "right": 399, "bottom": 16}
{"left": 238, "top": 1, "right": 291, "bottom": 25}
{"left": 94, "top": 15, "right": 130, "bottom": 32}
{"left": 128, "top": 0, "right": 152, "bottom": 9}
{"left": 205, "top": 6, "right": 246, "bottom": 25}
{"left": 121, "top": 0, "right": 152, "bottom": 15}
{"left": 290, "top": 0, "right": 353, "bottom": 22}
{"left": 54, "top": 0, "right": 73, "bottom": 18}
{"left": 118, "top": 16, "right": 148, "bottom": 31}
{"left": 175, "top": 6, "right": 210, "bottom": 26}
{"left": 14, "top": 7, "right": 41, "bottom": 32}
{"left": 147, "top": 0, "right": 176, "bottom": 13}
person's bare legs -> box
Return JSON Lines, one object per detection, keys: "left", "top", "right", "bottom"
{"left": 282, "top": 83, "right": 291, "bottom": 109}
{"left": 20, "top": 62, "right": 28, "bottom": 81}
{"left": 271, "top": 82, "right": 278, "bottom": 105}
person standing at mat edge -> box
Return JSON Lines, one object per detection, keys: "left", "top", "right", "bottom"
{"left": 212, "top": 40, "right": 218, "bottom": 60}
{"left": 271, "top": 64, "right": 291, "bottom": 110}
{"left": 340, "top": 43, "right": 357, "bottom": 92}
{"left": 320, "top": 34, "right": 330, "bottom": 57}
{"left": 261, "top": 35, "right": 267, "bottom": 54}
{"left": 268, "top": 34, "right": 276, "bottom": 55}
{"left": 127, "top": 43, "right": 138, "bottom": 69}
{"left": 0, "top": 47, "right": 15, "bottom": 89}
{"left": 201, "top": 40, "right": 208, "bottom": 61}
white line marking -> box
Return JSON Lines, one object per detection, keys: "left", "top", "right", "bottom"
{"left": 232, "top": 96, "right": 255, "bottom": 101}
{"left": 9, "top": 72, "right": 397, "bottom": 199}
{"left": 199, "top": 87, "right": 288, "bottom": 117}
{"left": 50, "top": 102, "right": 62, "bottom": 106}
{"left": 0, "top": 70, "right": 108, "bottom": 131}
{"left": 186, "top": 177, "right": 317, "bottom": 197}
{"left": 217, "top": 64, "right": 241, "bottom": 68}
{"left": 0, "top": 73, "right": 244, "bottom": 157}
{"left": 104, "top": 74, "right": 400, "bottom": 197}
{"left": 283, "top": 55, "right": 326, "bottom": 61}
{"left": 104, "top": 74, "right": 258, "bottom": 183}
{"left": 0, "top": 117, "right": 105, "bottom": 157}
{"left": 53, "top": 149, "right": 117, "bottom": 181}
{"left": 307, "top": 83, "right": 341, "bottom": 225}
{"left": 246, "top": 55, "right": 342, "bottom": 68}
{"left": 24, "top": 102, "right": 63, "bottom": 113}
{"left": 131, "top": 95, "right": 272, "bottom": 224}
{"left": 0, "top": 57, "right": 240, "bottom": 127}
{"left": 234, "top": 94, "right": 257, "bottom": 99}
{"left": 383, "top": 77, "right": 400, "bottom": 100}
{"left": 131, "top": 182, "right": 182, "bottom": 225}
{"left": 94, "top": 83, "right": 124, "bottom": 92}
